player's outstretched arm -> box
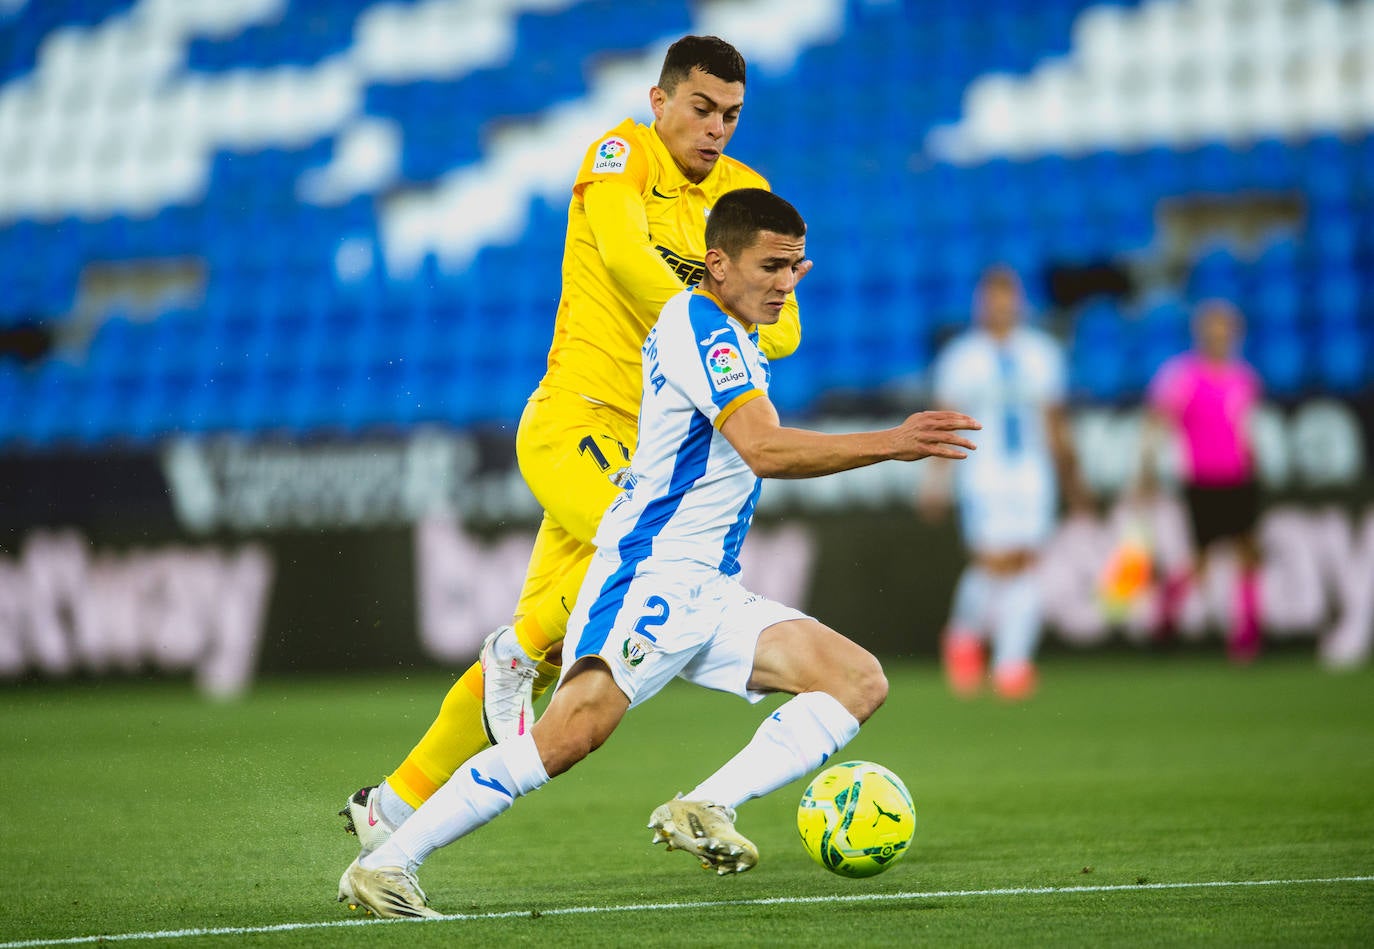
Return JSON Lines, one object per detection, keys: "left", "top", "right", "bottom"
{"left": 719, "top": 395, "right": 979, "bottom": 480}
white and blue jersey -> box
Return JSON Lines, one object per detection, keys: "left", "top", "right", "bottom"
{"left": 564, "top": 288, "right": 809, "bottom": 702}
{"left": 932, "top": 326, "right": 1066, "bottom": 552}
{"left": 592, "top": 288, "right": 768, "bottom": 574}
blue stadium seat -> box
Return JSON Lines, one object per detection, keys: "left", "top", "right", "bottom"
{"left": 1313, "top": 269, "right": 1361, "bottom": 331}
{"left": 1309, "top": 208, "right": 1360, "bottom": 265}
{"left": 1247, "top": 329, "right": 1305, "bottom": 398}
{"left": 20, "top": 358, "right": 84, "bottom": 446}
{"left": 1301, "top": 135, "right": 1357, "bottom": 209}
{"left": 0, "top": 365, "right": 21, "bottom": 441}
{"left": 0, "top": 0, "right": 137, "bottom": 83}
{"left": 1243, "top": 139, "right": 1299, "bottom": 191}
{"left": 1315, "top": 328, "right": 1367, "bottom": 395}
{"left": 187, "top": 0, "right": 369, "bottom": 72}
{"left": 1246, "top": 283, "right": 1300, "bottom": 335}
{"left": 1137, "top": 300, "right": 1190, "bottom": 383}
{"left": 1068, "top": 299, "right": 1130, "bottom": 402}
{"left": 1188, "top": 245, "right": 1244, "bottom": 301}
{"left": 0, "top": 0, "right": 1371, "bottom": 448}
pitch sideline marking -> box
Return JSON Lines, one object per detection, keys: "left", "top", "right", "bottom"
{"left": 4, "top": 875, "right": 1372, "bottom": 948}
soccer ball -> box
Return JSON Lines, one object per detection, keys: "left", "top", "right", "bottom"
{"left": 797, "top": 761, "right": 916, "bottom": 878}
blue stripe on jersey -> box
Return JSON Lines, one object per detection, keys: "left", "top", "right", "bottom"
{"left": 574, "top": 557, "right": 638, "bottom": 662}
{"left": 617, "top": 411, "right": 714, "bottom": 560}
{"left": 718, "top": 478, "right": 761, "bottom": 576}
{"left": 996, "top": 346, "right": 1023, "bottom": 456}
{"left": 688, "top": 295, "right": 754, "bottom": 411}
{"left": 577, "top": 411, "right": 714, "bottom": 659}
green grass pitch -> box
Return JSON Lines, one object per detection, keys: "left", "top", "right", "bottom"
{"left": 2, "top": 653, "right": 1372, "bottom": 947}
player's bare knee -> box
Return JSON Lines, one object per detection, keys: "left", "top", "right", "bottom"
{"left": 817, "top": 649, "right": 885, "bottom": 722}
{"left": 849, "top": 652, "right": 888, "bottom": 722}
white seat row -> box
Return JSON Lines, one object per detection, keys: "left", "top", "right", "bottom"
{"left": 934, "top": 0, "right": 1374, "bottom": 161}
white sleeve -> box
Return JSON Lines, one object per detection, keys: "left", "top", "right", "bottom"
{"left": 662, "top": 312, "right": 763, "bottom": 423}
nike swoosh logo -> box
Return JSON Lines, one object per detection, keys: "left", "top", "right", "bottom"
{"left": 367, "top": 795, "right": 380, "bottom": 827}
{"left": 698, "top": 327, "right": 729, "bottom": 347}
{"left": 651, "top": 186, "right": 676, "bottom": 199}
{"left": 560, "top": 596, "right": 572, "bottom": 615}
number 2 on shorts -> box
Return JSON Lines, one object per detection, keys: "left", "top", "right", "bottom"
{"left": 633, "top": 595, "right": 670, "bottom": 641}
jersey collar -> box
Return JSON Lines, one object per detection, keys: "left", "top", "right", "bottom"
{"left": 647, "top": 121, "right": 715, "bottom": 194}
{"left": 694, "top": 287, "right": 756, "bottom": 337}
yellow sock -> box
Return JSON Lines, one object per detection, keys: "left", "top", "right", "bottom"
{"left": 385, "top": 661, "right": 490, "bottom": 809}
{"left": 531, "top": 656, "right": 562, "bottom": 700}
{"left": 514, "top": 554, "right": 593, "bottom": 661}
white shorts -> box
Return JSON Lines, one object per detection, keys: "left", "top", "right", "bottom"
{"left": 562, "top": 551, "right": 810, "bottom": 709}
{"left": 957, "top": 462, "right": 1057, "bottom": 553}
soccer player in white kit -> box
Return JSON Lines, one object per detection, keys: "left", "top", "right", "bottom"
{"left": 921, "top": 266, "right": 1086, "bottom": 701}
{"left": 338, "top": 189, "right": 980, "bottom": 917}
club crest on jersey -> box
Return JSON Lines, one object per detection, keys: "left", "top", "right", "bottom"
{"left": 706, "top": 342, "right": 747, "bottom": 390}
{"left": 621, "top": 634, "right": 654, "bottom": 668}
{"left": 592, "top": 136, "right": 630, "bottom": 173}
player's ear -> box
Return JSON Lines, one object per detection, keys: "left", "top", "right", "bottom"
{"left": 649, "top": 85, "right": 667, "bottom": 121}
{"left": 704, "top": 247, "right": 728, "bottom": 282}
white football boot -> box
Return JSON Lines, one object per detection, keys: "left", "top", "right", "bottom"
{"left": 648, "top": 796, "right": 759, "bottom": 875}
{"left": 338, "top": 857, "right": 440, "bottom": 918}
{"left": 338, "top": 786, "right": 396, "bottom": 856}
{"left": 479, "top": 625, "right": 538, "bottom": 744}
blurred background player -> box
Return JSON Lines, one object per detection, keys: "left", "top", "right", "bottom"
{"left": 340, "top": 36, "right": 809, "bottom": 851}
{"left": 1141, "top": 299, "right": 1264, "bottom": 662}
{"left": 919, "top": 266, "right": 1088, "bottom": 700}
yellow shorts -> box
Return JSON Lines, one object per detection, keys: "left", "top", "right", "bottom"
{"left": 513, "top": 386, "right": 637, "bottom": 619}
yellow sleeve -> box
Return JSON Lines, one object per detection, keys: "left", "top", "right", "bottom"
{"left": 582, "top": 179, "right": 686, "bottom": 320}
{"left": 573, "top": 121, "right": 651, "bottom": 193}
{"left": 758, "top": 295, "right": 800, "bottom": 360}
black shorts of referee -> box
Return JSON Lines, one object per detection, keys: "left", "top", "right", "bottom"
{"left": 1183, "top": 479, "right": 1260, "bottom": 549}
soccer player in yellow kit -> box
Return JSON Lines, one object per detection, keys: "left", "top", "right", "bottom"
{"left": 341, "top": 35, "right": 809, "bottom": 850}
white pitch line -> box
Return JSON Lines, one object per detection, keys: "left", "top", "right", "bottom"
{"left": 4, "top": 875, "right": 1372, "bottom": 948}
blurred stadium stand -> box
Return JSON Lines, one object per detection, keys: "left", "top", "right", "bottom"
{"left": 0, "top": 0, "right": 1370, "bottom": 449}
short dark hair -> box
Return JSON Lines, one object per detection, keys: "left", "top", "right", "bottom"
{"left": 659, "top": 35, "right": 746, "bottom": 93}
{"left": 706, "top": 188, "right": 805, "bottom": 260}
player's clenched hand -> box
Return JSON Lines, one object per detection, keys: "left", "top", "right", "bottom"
{"left": 891, "top": 411, "right": 980, "bottom": 461}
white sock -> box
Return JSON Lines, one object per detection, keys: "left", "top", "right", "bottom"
{"left": 361, "top": 732, "right": 549, "bottom": 871}
{"left": 991, "top": 569, "right": 1043, "bottom": 668}
{"left": 949, "top": 565, "right": 994, "bottom": 635}
{"left": 376, "top": 780, "right": 415, "bottom": 829}
{"left": 686, "top": 692, "right": 860, "bottom": 810}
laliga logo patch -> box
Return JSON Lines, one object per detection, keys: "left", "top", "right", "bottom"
{"left": 593, "top": 136, "right": 630, "bottom": 173}
{"left": 621, "top": 635, "right": 654, "bottom": 668}
{"left": 707, "top": 342, "right": 747, "bottom": 390}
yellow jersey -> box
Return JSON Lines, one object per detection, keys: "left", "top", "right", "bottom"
{"left": 540, "top": 118, "right": 801, "bottom": 418}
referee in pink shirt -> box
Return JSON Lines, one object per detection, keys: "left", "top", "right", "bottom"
{"left": 1144, "top": 299, "right": 1264, "bottom": 662}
